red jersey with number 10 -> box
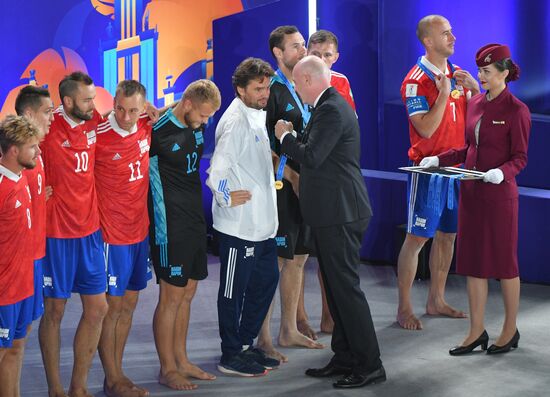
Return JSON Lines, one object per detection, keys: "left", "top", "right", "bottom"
{"left": 0, "top": 166, "right": 33, "bottom": 305}
{"left": 95, "top": 112, "right": 152, "bottom": 245}
{"left": 42, "top": 106, "right": 103, "bottom": 238}
{"left": 24, "top": 155, "right": 46, "bottom": 259}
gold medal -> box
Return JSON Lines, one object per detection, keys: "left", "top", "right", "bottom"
{"left": 451, "top": 89, "right": 460, "bottom": 99}
{"left": 275, "top": 180, "right": 283, "bottom": 190}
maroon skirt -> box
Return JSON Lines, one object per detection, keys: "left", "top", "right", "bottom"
{"left": 455, "top": 187, "right": 519, "bottom": 279}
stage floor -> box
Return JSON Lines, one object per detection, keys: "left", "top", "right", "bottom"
{"left": 20, "top": 256, "right": 550, "bottom": 396}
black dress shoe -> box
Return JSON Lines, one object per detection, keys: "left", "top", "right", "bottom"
{"left": 449, "top": 330, "right": 489, "bottom": 356}
{"left": 333, "top": 366, "right": 386, "bottom": 389}
{"left": 305, "top": 362, "right": 352, "bottom": 378}
{"left": 487, "top": 329, "right": 520, "bottom": 355}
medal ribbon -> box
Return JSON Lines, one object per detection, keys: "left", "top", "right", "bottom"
{"left": 416, "top": 57, "right": 457, "bottom": 93}
{"left": 275, "top": 69, "right": 311, "bottom": 188}
{"left": 276, "top": 69, "right": 311, "bottom": 128}
{"left": 276, "top": 155, "right": 287, "bottom": 187}
{"left": 446, "top": 175, "right": 461, "bottom": 210}
{"left": 427, "top": 173, "right": 461, "bottom": 212}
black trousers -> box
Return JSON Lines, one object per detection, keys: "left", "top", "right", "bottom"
{"left": 313, "top": 218, "right": 382, "bottom": 374}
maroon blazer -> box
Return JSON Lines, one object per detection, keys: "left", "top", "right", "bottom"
{"left": 438, "top": 87, "right": 531, "bottom": 200}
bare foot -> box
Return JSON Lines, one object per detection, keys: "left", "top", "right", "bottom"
{"left": 178, "top": 362, "right": 216, "bottom": 380}
{"left": 297, "top": 320, "right": 318, "bottom": 340}
{"left": 320, "top": 315, "right": 334, "bottom": 334}
{"left": 159, "top": 370, "right": 197, "bottom": 391}
{"left": 256, "top": 343, "right": 288, "bottom": 363}
{"left": 426, "top": 300, "right": 467, "bottom": 318}
{"left": 48, "top": 388, "right": 69, "bottom": 397}
{"left": 67, "top": 387, "right": 93, "bottom": 397}
{"left": 396, "top": 310, "right": 423, "bottom": 330}
{"left": 105, "top": 378, "right": 149, "bottom": 397}
{"left": 278, "top": 330, "right": 324, "bottom": 349}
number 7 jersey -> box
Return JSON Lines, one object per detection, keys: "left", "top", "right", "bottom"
{"left": 95, "top": 112, "right": 152, "bottom": 245}
{"left": 401, "top": 56, "right": 469, "bottom": 163}
{"left": 41, "top": 106, "right": 104, "bottom": 238}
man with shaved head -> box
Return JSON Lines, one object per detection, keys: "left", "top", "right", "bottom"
{"left": 275, "top": 56, "right": 385, "bottom": 389}
{"left": 396, "top": 15, "right": 479, "bottom": 331}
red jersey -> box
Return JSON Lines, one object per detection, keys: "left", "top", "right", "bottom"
{"left": 95, "top": 112, "right": 152, "bottom": 245}
{"left": 0, "top": 165, "right": 33, "bottom": 305}
{"left": 401, "top": 56, "right": 469, "bottom": 163}
{"left": 331, "top": 70, "right": 356, "bottom": 110}
{"left": 41, "top": 106, "right": 103, "bottom": 238}
{"left": 23, "top": 155, "right": 46, "bottom": 259}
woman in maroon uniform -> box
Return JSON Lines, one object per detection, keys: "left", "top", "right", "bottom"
{"left": 421, "top": 44, "right": 531, "bottom": 355}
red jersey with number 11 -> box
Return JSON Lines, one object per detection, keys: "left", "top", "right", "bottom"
{"left": 95, "top": 112, "right": 152, "bottom": 245}
{"left": 42, "top": 106, "right": 103, "bottom": 238}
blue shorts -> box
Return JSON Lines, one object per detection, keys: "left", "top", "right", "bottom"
{"left": 0, "top": 299, "right": 31, "bottom": 347}
{"left": 407, "top": 172, "right": 459, "bottom": 238}
{"left": 43, "top": 230, "right": 106, "bottom": 299}
{"left": 20, "top": 258, "right": 45, "bottom": 323}
{"left": 104, "top": 237, "right": 152, "bottom": 296}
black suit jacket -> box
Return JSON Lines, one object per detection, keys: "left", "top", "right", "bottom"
{"left": 281, "top": 87, "right": 372, "bottom": 228}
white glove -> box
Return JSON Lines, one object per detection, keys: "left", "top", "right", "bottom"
{"left": 483, "top": 168, "right": 504, "bottom": 184}
{"left": 419, "top": 156, "right": 439, "bottom": 168}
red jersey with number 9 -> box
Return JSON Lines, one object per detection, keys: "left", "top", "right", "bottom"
{"left": 95, "top": 112, "right": 152, "bottom": 245}
{"left": 41, "top": 106, "right": 103, "bottom": 238}
{"left": 23, "top": 155, "right": 46, "bottom": 259}
{"left": 0, "top": 166, "right": 33, "bottom": 305}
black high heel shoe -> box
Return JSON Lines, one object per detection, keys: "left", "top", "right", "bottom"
{"left": 449, "top": 330, "right": 489, "bottom": 356}
{"left": 486, "top": 329, "right": 520, "bottom": 355}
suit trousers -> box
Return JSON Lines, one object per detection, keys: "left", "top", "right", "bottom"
{"left": 313, "top": 218, "right": 382, "bottom": 373}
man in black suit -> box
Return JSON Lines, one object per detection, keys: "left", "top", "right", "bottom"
{"left": 274, "top": 55, "right": 385, "bottom": 388}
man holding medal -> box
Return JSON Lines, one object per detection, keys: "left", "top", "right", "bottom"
{"left": 275, "top": 55, "right": 384, "bottom": 389}
{"left": 396, "top": 15, "right": 480, "bottom": 330}
{"left": 257, "top": 25, "right": 324, "bottom": 363}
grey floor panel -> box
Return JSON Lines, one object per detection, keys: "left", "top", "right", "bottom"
{"left": 20, "top": 257, "right": 550, "bottom": 396}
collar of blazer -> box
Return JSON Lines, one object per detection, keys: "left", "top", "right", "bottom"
{"left": 312, "top": 86, "right": 335, "bottom": 110}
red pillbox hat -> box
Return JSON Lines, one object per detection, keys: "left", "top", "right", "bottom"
{"left": 475, "top": 43, "right": 511, "bottom": 66}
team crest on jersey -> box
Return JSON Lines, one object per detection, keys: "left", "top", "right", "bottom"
{"left": 138, "top": 139, "right": 150, "bottom": 154}
{"left": 0, "top": 328, "right": 9, "bottom": 339}
{"left": 405, "top": 84, "right": 418, "bottom": 97}
{"left": 194, "top": 131, "right": 204, "bottom": 147}
{"left": 86, "top": 130, "right": 96, "bottom": 145}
